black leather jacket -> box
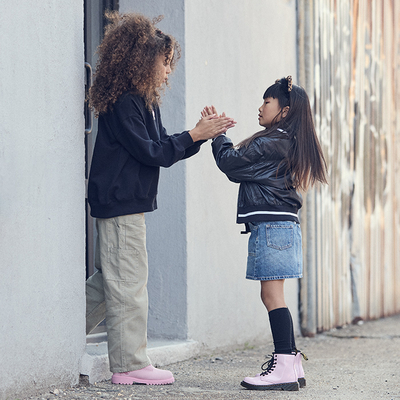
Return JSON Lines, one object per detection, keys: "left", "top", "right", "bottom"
{"left": 212, "top": 129, "right": 302, "bottom": 224}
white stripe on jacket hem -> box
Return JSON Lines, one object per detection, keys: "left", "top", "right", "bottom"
{"left": 238, "top": 210, "right": 299, "bottom": 218}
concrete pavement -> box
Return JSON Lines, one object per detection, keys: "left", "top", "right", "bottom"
{"left": 29, "top": 314, "right": 400, "bottom": 400}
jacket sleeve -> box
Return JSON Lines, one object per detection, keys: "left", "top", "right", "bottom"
{"left": 159, "top": 125, "right": 206, "bottom": 160}
{"left": 115, "top": 100, "right": 195, "bottom": 168}
{"left": 211, "top": 134, "right": 273, "bottom": 182}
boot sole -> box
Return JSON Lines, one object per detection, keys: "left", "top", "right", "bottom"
{"left": 241, "top": 380, "right": 299, "bottom": 391}
{"left": 112, "top": 377, "right": 174, "bottom": 385}
{"left": 299, "top": 377, "right": 306, "bottom": 388}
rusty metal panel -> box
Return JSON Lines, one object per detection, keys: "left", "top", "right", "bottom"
{"left": 297, "top": 0, "right": 400, "bottom": 335}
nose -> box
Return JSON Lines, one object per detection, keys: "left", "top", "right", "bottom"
{"left": 166, "top": 65, "right": 171, "bottom": 74}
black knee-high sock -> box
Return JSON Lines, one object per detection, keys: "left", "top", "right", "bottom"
{"left": 288, "top": 309, "right": 297, "bottom": 352}
{"left": 268, "top": 307, "right": 296, "bottom": 354}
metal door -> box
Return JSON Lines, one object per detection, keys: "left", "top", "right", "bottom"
{"left": 84, "top": 1, "right": 119, "bottom": 336}
{"left": 84, "top": 0, "right": 119, "bottom": 279}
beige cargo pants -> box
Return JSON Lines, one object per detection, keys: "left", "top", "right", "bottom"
{"left": 85, "top": 213, "right": 151, "bottom": 373}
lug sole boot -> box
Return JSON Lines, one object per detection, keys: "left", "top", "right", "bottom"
{"left": 241, "top": 353, "right": 299, "bottom": 391}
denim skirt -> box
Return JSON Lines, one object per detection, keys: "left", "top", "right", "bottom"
{"left": 246, "top": 221, "right": 303, "bottom": 281}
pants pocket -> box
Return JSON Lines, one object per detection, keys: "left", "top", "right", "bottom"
{"left": 266, "top": 223, "right": 294, "bottom": 250}
{"left": 108, "top": 248, "right": 140, "bottom": 282}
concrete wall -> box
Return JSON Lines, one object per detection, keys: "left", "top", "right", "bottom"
{"left": 0, "top": 2, "right": 86, "bottom": 399}
{"left": 120, "top": 0, "right": 299, "bottom": 350}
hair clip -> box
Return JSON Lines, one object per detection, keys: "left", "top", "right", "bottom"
{"left": 275, "top": 76, "right": 293, "bottom": 92}
{"left": 286, "top": 75, "right": 292, "bottom": 92}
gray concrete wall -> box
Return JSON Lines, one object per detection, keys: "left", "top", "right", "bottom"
{"left": 120, "top": 0, "right": 299, "bottom": 350}
{"left": 0, "top": 2, "right": 86, "bottom": 399}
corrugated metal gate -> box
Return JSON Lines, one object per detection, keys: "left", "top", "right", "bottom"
{"left": 297, "top": 0, "right": 400, "bottom": 335}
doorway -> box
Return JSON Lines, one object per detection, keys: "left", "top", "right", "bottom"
{"left": 84, "top": 0, "right": 119, "bottom": 335}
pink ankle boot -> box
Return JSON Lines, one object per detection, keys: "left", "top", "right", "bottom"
{"left": 241, "top": 353, "right": 299, "bottom": 391}
{"left": 294, "top": 350, "right": 307, "bottom": 388}
{"left": 111, "top": 365, "right": 174, "bottom": 385}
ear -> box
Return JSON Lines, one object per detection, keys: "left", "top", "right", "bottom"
{"left": 282, "top": 106, "right": 289, "bottom": 118}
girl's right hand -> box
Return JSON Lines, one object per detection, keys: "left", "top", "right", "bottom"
{"left": 189, "top": 113, "right": 236, "bottom": 142}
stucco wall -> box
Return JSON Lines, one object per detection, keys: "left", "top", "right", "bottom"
{"left": 0, "top": 2, "right": 86, "bottom": 399}
{"left": 185, "top": 0, "right": 299, "bottom": 349}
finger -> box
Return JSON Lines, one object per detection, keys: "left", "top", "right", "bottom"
{"left": 208, "top": 113, "right": 219, "bottom": 120}
{"left": 219, "top": 117, "right": 235, "bottom": 124}
{"left": 212, "top": 121, "right": 231, "bottom": 133}
{"left": 203, "top": 113, "right": 217, "bottom": 121}
{"left": 213, "top": 117, "right": 232, "bottom": 126}
{"left": 211, "top": 105, "right": 218, "bottom": 115}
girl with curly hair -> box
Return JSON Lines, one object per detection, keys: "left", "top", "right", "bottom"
{"left": 86, "top": 12, "right": 235, "bottom": 386}
{"left": 206, "top": 77, "right": 327, "bottom": 391}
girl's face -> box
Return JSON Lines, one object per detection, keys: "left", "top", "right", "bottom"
{"left": 155, "top": 50, "right": 173, "bottom": 87}
{"left": 258, "top": 97, "right": 286, "bottom": 128}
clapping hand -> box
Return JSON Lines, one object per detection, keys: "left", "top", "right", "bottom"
{"left": 201, "top": 106, "right": 236, "bottom": 132}
{"left": 189, "top": 106, "right": 236, "bottom": 142}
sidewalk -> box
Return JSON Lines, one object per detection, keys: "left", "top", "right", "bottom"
{"left": 30, "top": 314, "right": 400, "bottom": 400}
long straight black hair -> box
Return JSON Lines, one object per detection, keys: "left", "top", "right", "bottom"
{"left": 238, "top": 78, "right": 327, "bottom": 191}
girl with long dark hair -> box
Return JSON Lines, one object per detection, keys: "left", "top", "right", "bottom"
{"left": 206, "top": 77, "right": 327, "bottom": 391}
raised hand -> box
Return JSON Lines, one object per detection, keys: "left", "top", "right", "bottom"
{"left": 200, "top": 106, "right": 236, "bottom": 131}
{"left": 189, "top": 114, "right": 235, "bottom": 142}
{"left": 201, "top": 105, "right": 218, "bottom": 118}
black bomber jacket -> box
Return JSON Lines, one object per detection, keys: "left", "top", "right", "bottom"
{"left": 88, "top": 92, "right": 203, "bottom": 218}
{"left": 211, "top": 129, "right": 302, "bottom": 225}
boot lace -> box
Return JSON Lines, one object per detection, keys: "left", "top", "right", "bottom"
{"left": 295, "top": 348, "right": 308, "bottom": 361}
{"left": 260, "top": 354, "right": 276, "bottom": 376}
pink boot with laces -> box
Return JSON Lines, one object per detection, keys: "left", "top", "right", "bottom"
{"left": 241, "top": 353, "right": 299, "bottom": 391}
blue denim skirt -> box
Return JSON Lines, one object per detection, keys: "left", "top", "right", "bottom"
{"left": 246, "top": 221, "right": 303, "bottom": 281}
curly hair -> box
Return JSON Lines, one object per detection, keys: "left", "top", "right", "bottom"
{"left": 89, "top": 12, "right": 181, "bottom": 115}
